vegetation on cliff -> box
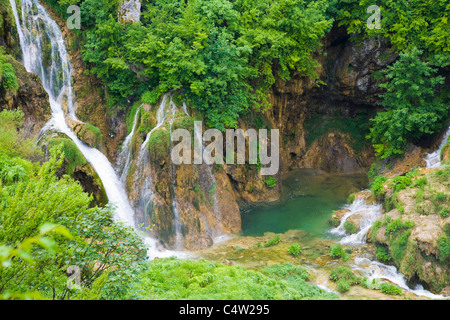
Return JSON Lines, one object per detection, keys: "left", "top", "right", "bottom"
{"left": 0, "top": 110, "right": 147, "bottom": 299}
{"left": 368, "top": 166, "right": 450, "bottom": 293}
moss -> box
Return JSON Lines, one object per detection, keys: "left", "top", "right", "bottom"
{"left": 344, "top": 220, "right": 357, "bottom": 234}
{"left": 172, "top": 116, "right": 195, "bottom": 134}
{"left": 48, "top": 138, "right": 86, "bottom": 175}
{"left": 347, "top": 193, "right": 356, "bottom": 204}
{"left": 77, "top": 123, "right": 103, "bottom": 148}
{"left": 148, "top": 128, "right": 171, "bottom": 163}
{"left": 304, "top": 109, "right": 374, "bottom": 152}
{"left": 138, "top": 110, "right": 156, "bottom": 136}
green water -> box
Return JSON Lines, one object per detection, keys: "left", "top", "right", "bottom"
{"left": 242, "top": 169, "right": 368, "bottom": 238}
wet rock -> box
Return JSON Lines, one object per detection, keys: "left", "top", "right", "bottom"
{"left": 330, "top": 209, "right": 350, "bottom": 227}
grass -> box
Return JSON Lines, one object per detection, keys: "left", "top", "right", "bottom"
{"left": 127, "top": 258, "right": 337, "bottom": 300}
{"left": 48, "top": 138, "right": 86, "bottom": 175}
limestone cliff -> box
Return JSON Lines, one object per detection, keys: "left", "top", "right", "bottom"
{"left": 367, "top": 168, "right": 450, "bottom": 294}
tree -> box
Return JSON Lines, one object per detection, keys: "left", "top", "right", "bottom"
{"left": 368, "top": 48, "right": 448, "bottom": 159}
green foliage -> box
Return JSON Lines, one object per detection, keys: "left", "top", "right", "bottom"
{"left": 376, "top": 246, "right": 391, "bottom": 262}
{"left": 329, "top": 266, "right": 361, "bottom": 292}
{"left": 440, "top": 209, "right": 449, "bottom": 218}
{"left": 361, "top": 277, "right": 382, "bottom": 290}
{"left": 380, "top": 283, "right": 402, "bottom": 296}
{"left": 263, "top": 177, "right": 278, "bottom": 189}
{"left": 287, "top": 244, "right": 302, "bottom": 257}
{"left": 148, "top": 129, "right": 171, "bottom": 163}
{"left": 53, "top": 0, "right": 332, "bottom": 129}
{"left": 347, "top": 193, "right": 355, "bottom": 204}
{"left": 0, "top": 110, "right": 43, "bottom": 161}
{"left": 344, "top": 220, "right": 357, "bottom": 234}
{"left": 0, "top": 142, "right": 147, "bottom": 300}
{"left": 48, "top": 138, "right": 87, "bottom": 175}
{"left": 385, "top": 219, "right": 414, "bottom": 235}
{"left": 78, "top": 123, "right": 103, "bottom": 148}
{"left": 391, "top": 175, "right": 413, "bottom": 193}
{"left": 438, "top": 235, "right": 450, "bottom": 262}
{"left": 367, "top": 48, "right": 448, "bottom": 159}
{"left": 0, "top": 54, "right": 19, "bottom": 92}
{"left": 263, "top": 235, "right": 281, "bottom": 248}
{"left": 127, "top": 258, "right": 336, "bottom": 300}
{"left": 329, "top": 244, "right": 351, "bottom": 261}
{"left": 335, "top": 0, "right": 450, "bottom": 65}
{"left": 370, "top": 176, "right": 388, "bottom": 199}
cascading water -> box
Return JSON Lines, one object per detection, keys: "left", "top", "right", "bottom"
{"left": 330, "top": 191, "right": 449, "bottom": 299}
{"left": 425, "top": 126, "right": 450, "bottom": 169}
{"left": 9, "top": 0, "right": 175, "bottom": 258}
{"left": 330, "top": 195, "right": 383, "bottom": 245}
{"left": 352, "top": 257, "right": 448, "bottom": 300}
{"left": 116, "top": 105, "right": 142, "bottom": 183}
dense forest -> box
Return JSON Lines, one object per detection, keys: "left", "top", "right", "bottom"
{"left": 0, "top": 0, "right": 449, "bottom": 301}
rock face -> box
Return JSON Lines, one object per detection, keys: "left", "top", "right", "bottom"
{"left": 0, "top": 55, "right": 51, "bottom": 136}
{"left": 118, "top": 0, "right": 141, "bottom": 24}
{"left": 263, "top": 26, "right": 396, "bottom": 175}
{"left": 368, "top": 170, "right": 450, "bottom": 294}
{"left": 124, "top": 102, "right": 243, "bottom": 250}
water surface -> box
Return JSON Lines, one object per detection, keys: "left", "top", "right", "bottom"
{"left": 242, "top": 169, "right": 368, "bottom": 238}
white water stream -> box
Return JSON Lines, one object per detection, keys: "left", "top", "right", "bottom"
{"left": 425, "top": 126, "right": 450, "bottom": 169}
{"left": 330, "top": 191, "right": 448, "bottom": 299}
{"left": 9, "top": 0, "right": 184, "bottom": 259}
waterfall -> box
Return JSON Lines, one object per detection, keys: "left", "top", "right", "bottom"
{"left": 8, "top": 0, "right": 184, "bottom": 259}
{"left": 116, "top": 105, "right": 142, "bottom": 183}
{"left": 330, "top": 191, "right": 449, "bottom": 299}
{"left": 352, "top": 257, "right": 448, "bottom": 300}
{"left": 425, "top": 126, "right": 450, "bottom": 169}
{"left": 329, "top": 196, "right": 383, "bottom": 245}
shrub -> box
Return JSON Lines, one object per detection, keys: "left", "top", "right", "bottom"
{"left": 362, "top": 277, "right": 382, "bottom": 290}
{"left": 0, "top": 60, "right": 19, "bottom": 92}
{"left": 263, "top": 177, "right": 278, "bottom": 189}
{"left": 391, "top": 175, "right": 413, "bottom": 193}
{"left": 287, "top": 244, "right": 301, "bottom": 257}
{"left": 344, "top": 220, "right": 357, "bottom": 234}
{"left": 440, "top": 209, "right": 449, "bottom": 218}
{"left": 330, "top": 244, "right": 351, "bottom": 261}
{"left": 380, "top": 283, "right": 402, "bottom": 295}
{"left": 264, "top": 235, "right": 281, "bottom": 248}
{"left": 376, "top": 246, "right": 391, "bottom": 262}
{"left": 336, "top": 278, "right": 350, "bottom": 293}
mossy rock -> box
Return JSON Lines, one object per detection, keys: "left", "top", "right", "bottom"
{"left": 172, "top": 116, "right": 195, "bottom": 135}
{"left": 47, "top": 137, "right": 107, "bottom": 206}
{"left": 138, "top": 109, "right": 156, "bottom": 136}
{"left": 77, "top": 122, "right": 103, "bottom": 148}
{"left": 48, "top": 137, "right": 86, "bottom": 175}
{"left": 148, "top": 128, "right": 171, "bottom": 164}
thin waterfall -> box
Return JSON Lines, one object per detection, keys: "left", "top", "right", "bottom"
{"left": 9, "top": 0, "right": 136, "bottom": 226}
{"left": 8, "top": 0, "right": 183, "bottom": 259}
{"left": 425, "top": 126, "right": 450, "bottom": 169}
{"left": 116, "top": 105, "right": 142, "bottom": 183}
